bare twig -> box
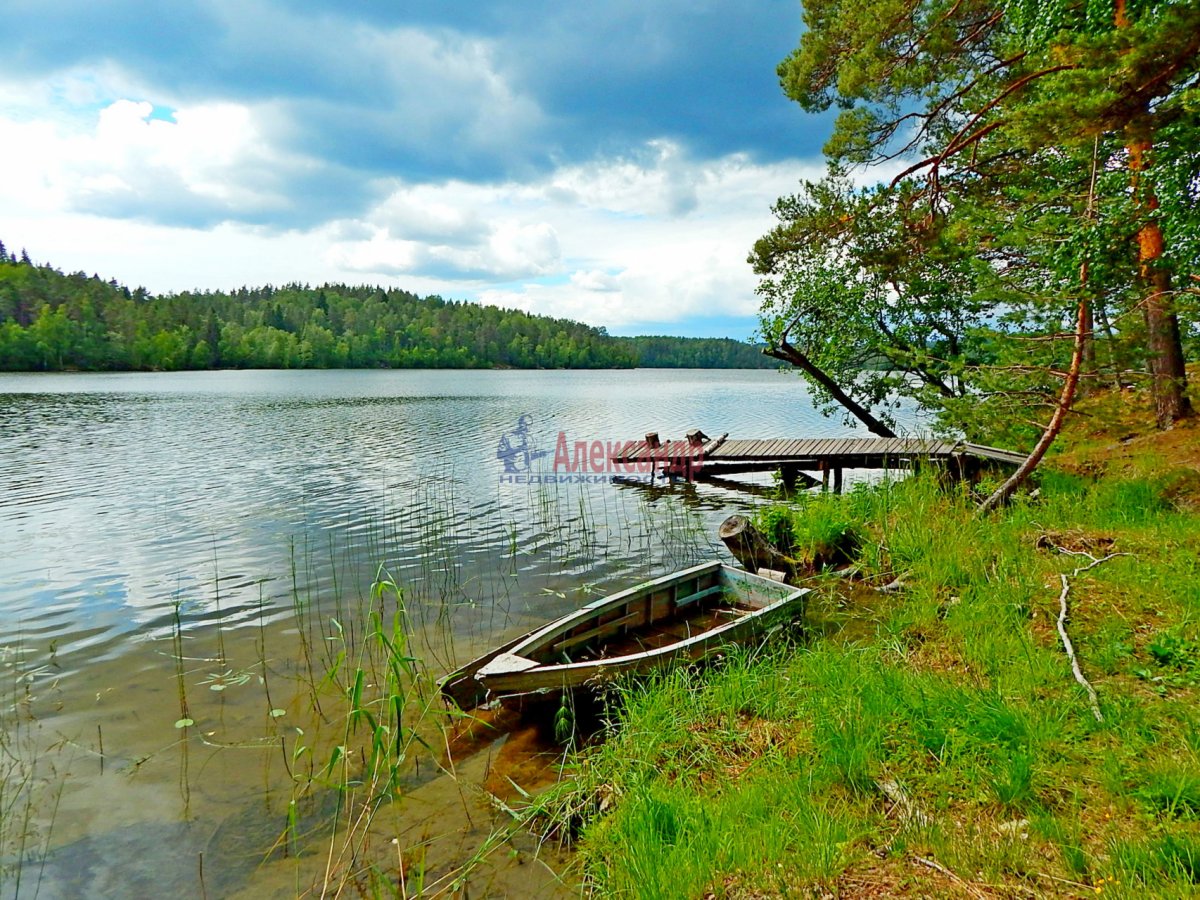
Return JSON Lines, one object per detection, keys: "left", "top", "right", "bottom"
{"left": 913, "top": 855, "right": 989, "bottom": 899}
{"left": 878, "top": 778, "right": 931, "bottom": 827}
{"left": 1053, "top": 550, "right": 1132, "bottom": 722}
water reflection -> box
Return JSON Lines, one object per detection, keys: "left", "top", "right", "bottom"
{"left": 0, "top": 369, "right": 899, "bottom": 897}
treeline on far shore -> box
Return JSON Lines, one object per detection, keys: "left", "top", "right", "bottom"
{"left": 0, "top": 247, "right": 776, "bottom": 372}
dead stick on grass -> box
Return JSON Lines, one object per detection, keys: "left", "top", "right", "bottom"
{"left": 1054, "top": 549, "right": 1132, "bottom": 723}
{"left": 1034, "top": 870, "right": 1101, "bottom": 891}
{"left": 913, "top": 855, "right": 988, "bottom": 899}
{"left": 877, "top": 778, "right": 931, "bottom": 828}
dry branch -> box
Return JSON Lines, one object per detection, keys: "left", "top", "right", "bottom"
{"left": 1052, "top": 549, "right": 1132, "bottom": 723}
{"left": 913, "top": 855, "right": 989, "bottom": 899}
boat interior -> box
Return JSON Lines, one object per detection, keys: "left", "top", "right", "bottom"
{"left": 537, "top": 568, "right": 772, "bottom": 664}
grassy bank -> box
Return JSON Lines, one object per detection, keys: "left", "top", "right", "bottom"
{"left": 538, "top": 411, "right": 1200, "bottom": 897}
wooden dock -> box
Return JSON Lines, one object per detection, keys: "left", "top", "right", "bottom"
{"left": 609, "top": 430, "right": 1028, "bottom": 490}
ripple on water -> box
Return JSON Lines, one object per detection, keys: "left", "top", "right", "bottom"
{"left": 0, "top": 369, "right": 900, "bottom": 668}
{"left": 0, "top": 369, "right": 923, "bottom": 897}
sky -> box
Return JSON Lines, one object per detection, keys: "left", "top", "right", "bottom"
{"left": 0, "top": 0, "right": 836, "bottom": 338}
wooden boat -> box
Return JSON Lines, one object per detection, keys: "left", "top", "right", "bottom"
{"left": 440, "top": 562, "right": 808, "bottom": 708}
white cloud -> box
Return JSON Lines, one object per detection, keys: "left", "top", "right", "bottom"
{"left": 0, "top": 86, "right": 331, "bottom": 227}
{"left": 0, "top": 90, "right": 830, "bottom": 331}
{"left": 330, "top": 143, "right": 829, "bottom": 329}
{"left": 451, "top": 146, "right": 900, "bottom": 329}
{"left": 488, "top": 222, "right": 560, "bottom": 274}
{"left": 372, "top": 188, "right": 488, "bottom": 243}
{"left": 327, "top": 219, "right": 560, "bottom": 281}
{"left": 83, "top": 99, "right": 266, "bottom": 205}
{"left": 539, "top": 140, "right": 711, "bottom": 218}
{"left": 570, "top": 270, "right": 621, "bottom": 292}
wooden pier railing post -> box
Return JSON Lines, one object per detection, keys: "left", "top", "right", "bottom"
{"left": 781, "top": 464, "right": 798, "bottom": 491}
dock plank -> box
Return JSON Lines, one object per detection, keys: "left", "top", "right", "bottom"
{"left": 609, "top": 432, "right": 1027, "bottom": 479}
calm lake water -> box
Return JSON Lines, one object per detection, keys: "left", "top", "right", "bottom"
{"left": 0, "top": 369, "right": 896, "bottom": 898}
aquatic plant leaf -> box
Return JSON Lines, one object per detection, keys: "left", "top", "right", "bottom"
{"left": 174, "top": 718, "right": 194, "bottom": 729}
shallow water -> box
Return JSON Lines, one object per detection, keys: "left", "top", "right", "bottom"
{"left": 0, "top": 368, "right": 905, "bottom": 897}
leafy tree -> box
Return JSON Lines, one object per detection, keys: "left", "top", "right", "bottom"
{"left": 762, "top": 0, "right": 1199, "bottom": 433}
{"left": 615, "top": 336, "right": 779, "bottom": 369}
{"left": 752, "top": 171, "right": 997, "bottom": 436}
{"left": 0, "top": 252, "right": 770, "bottom": 373}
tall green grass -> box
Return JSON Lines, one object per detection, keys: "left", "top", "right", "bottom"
{"left": 0, "top": 457, "right": 730, "bottom": 899}
{"left": 538, "top": 468, "right": 1200, "bottom": 898}
{"left": 0, "top": 635, "right": 64, "bottom": 899}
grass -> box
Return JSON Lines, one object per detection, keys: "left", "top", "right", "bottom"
{"left": 0, "top": 634, "right": 69, "bottom": 900}
{"left": 535, "top": 440, "right": 1200, "bottom": 898}
{"left": 758, "top": 493, "right": 863, "bottom": 569}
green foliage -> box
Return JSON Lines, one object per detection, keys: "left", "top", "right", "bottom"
{"left": 0, "top": 253, "right": 638, "bottom": 371}
{"left": 581, "top": 768, "right": 860, "bottom": 898}
{"left": 758, "top": 0, "right": 1200, "bottom": 441}
{"left": 1111, "top": 833, "right": 1200, "bottom": 887}
{"left": 0, "top": 250, "right": 772, "bottom": 373}
{"left": 1140, "top": 628, "right": 1200, "bottom": 691}
{"left": 541, "top": 468, "right": 1200, "bottom": 894}
{"left": 755, "top": 494, "right": 862, "bottom": 568}
{"left": 554, "top": 694, "right": 576, "bottom": 745}
{"left": 614, "top": 335, "right": 778, "bottom": 369}
{"left": 1148, "top": 632, "right": 1200, "bottom": 671}
{"left": 1134, "top": 766, "right": 1200, "bottom": 819}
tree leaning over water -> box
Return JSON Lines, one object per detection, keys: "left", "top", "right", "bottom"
{"left": 755, "top": 0, "right": 1199, "bottom": 436}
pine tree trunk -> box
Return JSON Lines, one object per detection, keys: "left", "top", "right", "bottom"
{"left": 1127, "top": 136, "right": 1193, "bottom": 427}
{"left": 1080, "top": 301, "right": 1095, "bottom": 394}
{"left": 1117, "top": 0, "right": 1193, "bottom": 428}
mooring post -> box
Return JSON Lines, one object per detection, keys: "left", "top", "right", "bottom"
{"left": 685, "top": 429, "right": 706, "bottom": 483}
{"left": 646, "top": 431, "right": 661, "bottom": 482}
{"left": 781, "top": 464, "right": 798, "bottom": 491}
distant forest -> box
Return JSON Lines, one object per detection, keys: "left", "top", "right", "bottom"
{"left": 0, "top": 245, "right": 776, "bottom": 372}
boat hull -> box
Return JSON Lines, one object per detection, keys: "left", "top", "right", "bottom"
{"left": 444, "top": 562, "right": 807, "bottom": 706}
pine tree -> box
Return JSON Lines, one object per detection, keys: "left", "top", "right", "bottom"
{"left": 768, "top": 0, "right": 1198, "bottom": 429}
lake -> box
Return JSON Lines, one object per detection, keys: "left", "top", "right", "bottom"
{"left": 0, "top": 368, "right": 891, "bottom": 897}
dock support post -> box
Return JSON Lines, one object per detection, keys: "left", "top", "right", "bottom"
{"left": 834, "top": 467, "right": 843, "bottom": 494}
{"left": 820, "top": 462, "right": 829, "bottom": 492}
{"left": 781, "top": 464, "right": 797, "bottom": 491}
